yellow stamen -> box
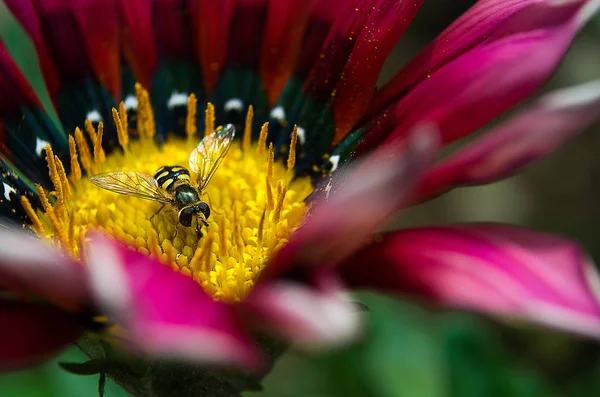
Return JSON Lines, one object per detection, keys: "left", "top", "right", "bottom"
{"left": 272, "top": 180, "right": 287, "bottom": 224}
{"left": 119, "top": 102, "right": 128, "bottom": 138}
{"left": 243, "top": 105, "right": 253, "bottom": 151}
{"left": 233, "top": 205, "right": 244, "bottom": 259}
{"left": 44, "top": 145, "right": 62, "bottom": 197}
{"left": 287, "top": 124, "right": 298, "bottom": 171}
{"left": 27, "top": 87, "right": 313, "bottom": 303}
{"left": 94, "top": 122, "right": 106, "bottom": 163}
{"left": 135, "top": 83, "right": 155, "bottom": 139}
{"left": 68, "top": 135, "right": 82, "bottom": 181}
{"left": 204, "top": 102, "right": 215, "bottom": 137}
{"left": 112, "top": 107, "right": 129, "bottom": 148}
{"left": 218, "top": 215, "right": 227, "bottom": 258}
{"left": 265, "top": 143, "right": 275, "bottom": 210}
{"left": 55, "top": 155, "right": 71, "bottom": 199}
{"left": 84, "top": 119, "right": 97, "bottom": 145}
{"left": 257, "top": 209, "right": 265, "bottom": 251}
{"left": 36, "top": 184, "right": 68, "bottom": 248}
{"left": 20, "top": 196, "right": 44, "bottom": 234}
{"left": 74, "top": 127, "right": 95, "bottom": 174}
{"left": 257, "top": 122, "right": 269, "bottom": 157}
{"left": 35, "top": 184, "right": 52, "bottom": 214}
{"left": 186, "top": 93, "right": 197, "bottom": 138}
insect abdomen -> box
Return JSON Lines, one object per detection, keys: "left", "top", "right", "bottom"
{"left": 154, "top": 166, "right": 191, "bottom": 193}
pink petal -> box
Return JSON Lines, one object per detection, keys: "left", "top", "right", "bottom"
{"left": 189, "top": 0, "right": 232, "bottom": 95}
{"left": 332, "top": 0, "right": 424, "bottom": 143}
{"left": 0, "top": 301, "right": 84, "bottom": 372}
{"left": 340, "top": 224, "right": 600, "bottom": 339}
{"left": 367, "top": 0, "right": 542, "bottom": 117}
{"left": 26, "top": 0, "right": 92, "bottom": 83}
{"left": 3, "top": 0, "right": 61, "bottom": 97}
{"left": 288, "top": 0, "right": 341, "bottom": 81}
{"left": 303, "top": 0, "right": 377, "bottom": 102}
{"left": 259, "top": 0, "right": 311, "bottom": 104}
{"left": 68, "top": 0, "right": 121, "bottom": 99}
{"left": 0, "top": 229, "right": 91, "bottom": 310}
{"left": 119, "top": 0, "right": 157, "bottom": 89}
{"left": 242, "top": 281, "right": 361, "bottom": 349}
{"left": 85, "top": 232, "right": 260, "bottom": 369}
{"left": 0, "top": 40, "right": 42, "bottom": 114}
{"left": 225, "top": 0, "right": 269, "bottom": 70}
{"left": 265, "top": 124, "right": 438, "bottom": 279}
{"left": 415, "top": 80, "right": 600, "bottom": 201}
{"left": 357, "top": 0, "right": 600, "bottom": 154}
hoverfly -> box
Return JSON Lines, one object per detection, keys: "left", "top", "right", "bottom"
{"left": 90, "top": 124, "right": 236, "bottom": 238}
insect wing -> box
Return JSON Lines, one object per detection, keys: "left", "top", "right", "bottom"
{"left": 89, "top": 171, "right": 173, "bottom": 203}
{"left": 189, "top": 124, "right": 235, "bottom": 191}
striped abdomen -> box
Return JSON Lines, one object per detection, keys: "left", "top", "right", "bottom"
{"left": 154, "top": 165, "right": 191, "bottom": 193}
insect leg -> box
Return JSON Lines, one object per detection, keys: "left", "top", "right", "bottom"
{"left": 149, "top": 203, "right": 167, "bottom": 221}
{"left": 205, "top": 193, "right": 222, "bottom": 216}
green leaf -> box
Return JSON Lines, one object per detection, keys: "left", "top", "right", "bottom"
{"left": 358, "top": 295, "right": 448, "bottom": 397}
{"left": 442, "top": 314, "right": 556, "bottom": 397}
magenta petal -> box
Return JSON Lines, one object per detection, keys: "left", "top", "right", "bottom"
{"left": 68, "top": 0, "right": 121, "bottom": 99}
{"left": 340, "top": 224, "right": 600, "bottom": 338}
{"left": 0, "top": 301, "right": 84, "bottom": 372}
{"left": 3, "top": 0, "right": 61, "bottom": 97}
{"left": 266, "top": 125, "right": 438, "bottom": 279}
{"left": 358, "top": 0, "right": 600, "bottom": 153}
{"left": 243, "top": 281, "right": 361, "bottom": 348}
{"left": 0, "top": 230, "right": 90, "bottom": 310}
{"left": 331, "top": 0, "right": 424, "bottom": 142}
{"left": 368, "top": 0, "right": 538, "bottom": 117}
{"left": 85, "top": 232, "right": 260, "bottom": 369}
{"left": 415, "top": 80, "right": 600, "bottom": 201}
{"left": 119, "top": 0, "right": 157, "bottom": 89}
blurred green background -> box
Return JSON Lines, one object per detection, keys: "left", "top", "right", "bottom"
{"left": 2, "top": 1, "right": 600, "bottom": 396}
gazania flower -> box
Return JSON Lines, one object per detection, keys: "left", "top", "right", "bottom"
{"left": 2, "top": 0, "right": 600, "bottom": 394}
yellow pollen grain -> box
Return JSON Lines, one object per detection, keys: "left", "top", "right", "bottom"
{"left": 257, "top": 122, "right": 269, "bottom": 157}
{"left": 84, "top": 119, "right": 97, "bottom": 145}
{"left": 27, "top": 88, "right": 313, "bottom": 302}
{"left": 243, "top": 105, "right": 253, "bottom": 151}
{"left": 20, "top": 196, "right": 44, "bottom": 234}
{"left": 74, "top": 127, "right": 95, "bottom": 174}
{"left": 204, "top": 102, "right": 215, "bottom": 137}
{"left": 186, "top": 93, "right": 197, "bottom": 138}
{"left": 94, "top": 122, "right": 106, "bottom": 163}
{"left": 68, "top": 135, "right": 82, "bottom": 181}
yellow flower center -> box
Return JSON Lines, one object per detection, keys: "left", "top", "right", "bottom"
{"left": 21, "top": 84, "right": 313, "bottom": 302}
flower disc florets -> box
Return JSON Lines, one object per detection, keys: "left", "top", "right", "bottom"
{"left": 22, "top": 86, "right": 313, "bottom": 302}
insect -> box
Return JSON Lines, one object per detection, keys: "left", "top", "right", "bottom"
{"left": 90, "top": 124, "right": 236, "bottom": 238}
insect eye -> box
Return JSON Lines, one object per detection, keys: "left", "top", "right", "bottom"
{"left": 178, "top": 207, "right": 194, "bottom": 227}
{"left": 199, "top": 202, "right": 210, "bottom": 219}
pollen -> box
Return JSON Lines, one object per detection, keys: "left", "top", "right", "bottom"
{"left": 26, "top": 89, "right": 313, "bottom": 302}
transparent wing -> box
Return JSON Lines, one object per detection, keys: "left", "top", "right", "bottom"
{"left": 189, "top": 124, "right": 235, "bottom": 191}
{"left": 89, "top": 171, "right": 173, "bottom": 203}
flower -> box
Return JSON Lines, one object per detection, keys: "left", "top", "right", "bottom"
{"left": 1, "top": 0, "right": 600, "bottom": 392}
